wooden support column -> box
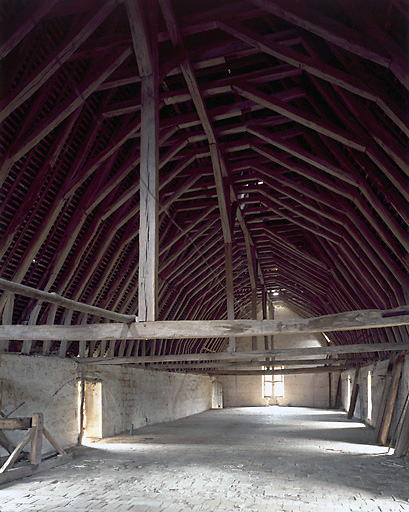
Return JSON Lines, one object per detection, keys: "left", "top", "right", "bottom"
{"left": 335, "top": 374, "right": 342, "bottom": 409}
{"left": 347, "top": 366, "right": 360, "bottom": 419}
{"left": 267, "top": 293, "right": 274, "bottom": 350}
{"left": 0, "top": 292, "right": 13, "bottom": 352}
{"left": 374, "top": 354, "right": 396, "bottom": 442}
{"left": 138, "top": 72, "right": 159, "bottom": 321}
{"left": 21, "top": 302, "right": 41, "bottom": 355}
{"left": 260, "top": 285, "right": 269, "bottom": 351}
{"left": 251, "top": 287, "right": 258, "bottom": 350}
{"left": 127, "top": 0, "right": 159, "bottom": 322}
{"left": 379, "top": 352, "right": 405, "bottom": 445}
{"left": 30, "top": 413, "right": 43, "bottom": 465}
{"left": 225, "top": 242, "right": 235, "bottom": 352}
{"left": 78, "top": 367, "right": 85, "bottom": 445}
{"left": 394, "top": 398, "right": 409, "bottom": 457}
{"left": 58, "top": 310, "right": 73, "bottom": 358}
{"left": 43, "top": 303, "right": 57, "bottom": 355}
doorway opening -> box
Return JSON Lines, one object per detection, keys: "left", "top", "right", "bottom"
{"left": 78, "top": 379, "right": 102, "bottom": 441}
{"left": 212, "top": 380, "right": 223, "bottom": 409}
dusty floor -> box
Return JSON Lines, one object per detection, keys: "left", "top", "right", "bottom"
{"left": 0, "top": 407, "right": 408, "bottom": 511}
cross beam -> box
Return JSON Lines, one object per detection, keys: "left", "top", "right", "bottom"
{"left": 0, "top": 305, "right": 407, "bottom": 342}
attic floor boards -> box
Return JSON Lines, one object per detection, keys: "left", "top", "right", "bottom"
{"left": 1, "top": 407, "right": 409, "bottom": 511}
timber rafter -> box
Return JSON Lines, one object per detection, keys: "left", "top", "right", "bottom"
{"left": 0, "top": 0, "right": 407, "bottom": 362}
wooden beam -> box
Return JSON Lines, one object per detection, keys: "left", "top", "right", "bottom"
{"left": 0, "top": 0, "right": 118, "bottom": 123}
{"left": 225, "top": 242, "right": 235, "bottom": 352}
{"left": 79, "top": 337, "right": 409, "bottom": 364}
{"left": 216, "top": 16, "right": 405, "bottom": 127}
{"left": 30, "top": 413, "right": 43, "bottom": 465}
{"left": 248, "top": 0, "right": 408, "bottom": 89}
{"left": 205, "top": 365, "right": 352, "bottom": 376}
{"left": 0, "top": 279, "right": 136, "bottom": 323}
{"left": 0, "top": 418, "right": 31, "bottom": 430}
{"left": 125, "top": 0, "right": 153, "bottom": 76}
{"left": 131, "top": 2, "right": 159, "bottom": 322}
{"left": 379, "top": 352, "right": 405, "bottom": 445}
{"left": 0, "top": 429, "right": 35, "bottom": 474}
{"left": 138, "top": 73, "right": 159, "bottom": 322}
{"left": 0, "top": 0, "right": 60, "bottom": 60}
{"left": 7, "top": 47, "right": 132, "bottom": 167}
{"left": 0, "top": 292, "right": 13, "bottom": 353}
{"left": 347, "top": 366, "right": 360, "bottom": 419}
{"left": 233, "top": 82, "right": 365, "bottom": 151}
{"left": 160, "top": 0, "right": 239, "bottom": 335}
{"left": 1, "top": 306, "right": 408, "bottom": 343}
{"left": 394, "top": 398, "right": 409, "bottom": 457}
{"left": 144, "top": 358, "right": 352, "bottom": 370}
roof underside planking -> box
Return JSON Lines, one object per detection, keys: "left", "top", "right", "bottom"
{"left": 0, "top": 0, "right": 408, "bottom": 367}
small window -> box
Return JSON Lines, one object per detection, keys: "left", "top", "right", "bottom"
{"left": 262, "top": 367, "right": 284, "bottom": 398}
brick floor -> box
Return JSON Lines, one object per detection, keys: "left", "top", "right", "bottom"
{"left": 0, "top": 407, "right": 408, "bottom": 511}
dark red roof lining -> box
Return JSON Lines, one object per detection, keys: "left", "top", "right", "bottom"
{"left": 0, "top": 0, "right": 408, "bottom": 360}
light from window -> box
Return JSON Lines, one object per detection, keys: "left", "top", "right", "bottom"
{"left": 347, "top": 374, "right": 351, "bottom": 411}
{"left": 274, "top": 366, "right": 284, "bottom": 397}
{"left": 262, "top": 367, "right": 284, "bottom": 398}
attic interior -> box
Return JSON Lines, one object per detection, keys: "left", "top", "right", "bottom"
{"left": 0, "top": 0, "right": 408, "bottom": 504}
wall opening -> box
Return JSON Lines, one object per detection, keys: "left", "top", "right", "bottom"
{"left": 212, "top": 381, "right": 223, "bottom": 409}
{"left": 78, "top": 380, "right": 102, "bottom": 440}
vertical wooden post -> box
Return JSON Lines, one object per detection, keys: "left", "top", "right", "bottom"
{"left": 374, "top": 354, "right": 396, "bottom": 442}
{"left": 138, "top": 72, "right": 159, "bottom": 322}
{"left": 136, "top": 0, "right": 159, "bottom": 322}
{"left": 78, "top": 313, "right": 88, "bottom": 358}
{"left": 43, "top": 303, "right": 57, "bottom": 355}
{"left": 267, "top": 294, "right": 274, "bottom": 350}
{"left": 394, "top": 397, "right": 409, "bottom": 457}
{"left": 22, "top": 302, "right": 42, "bottom": 355}
{"left": 58, "top": 309, "right": 73, "bottom": 357}
{"left": 329, "top": 372, "right": 332, "bottom": 408}
{"left": 0, "top": 292, "right": 13, "bottom": 352}
{"left": 78, "top": 366, "right": 85, "bottom": 445}
{"left": 335, "top": 373, "right": 342, "bottom": 409}
{"left": 261, "top": 285, "right": 269, "bottom": 350}
{"left": 379, "top": 352, "right": 405, "bottom": 445}
{"left": 347, "top": 366, "right": 360, "bottom": 419}
{"left": 225, "top": 242, "right": 235, "bottom": 352}
{"left": 30, "top": 413, "right": 43, "bottom": 465}
{"left": 251, "top": 287, "right": 258, "bottom": 350}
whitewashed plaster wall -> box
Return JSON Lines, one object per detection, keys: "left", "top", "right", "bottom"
{"left": 0, "top": 354, "right": 212, "bottom": 456}
{"left": 219, "top": 302, "right": 330, "bottom": 408}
